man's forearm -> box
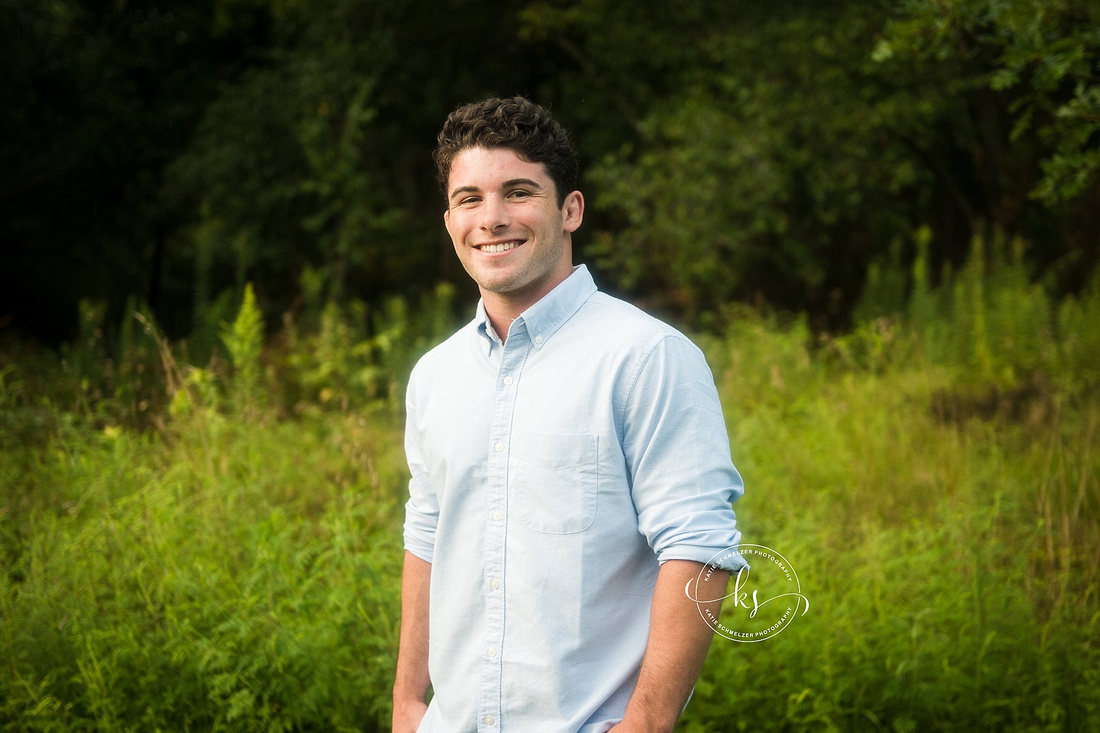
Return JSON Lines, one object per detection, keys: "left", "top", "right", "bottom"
{"left": 616, "top": 559, "right": 728, "bottom": 732}
{"left": 392, "top": 551, "right": 432, "bottom": 732}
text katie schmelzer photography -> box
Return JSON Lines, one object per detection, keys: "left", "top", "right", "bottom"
{"left": 685, "top": 544, "right": 810, "bottom": 642}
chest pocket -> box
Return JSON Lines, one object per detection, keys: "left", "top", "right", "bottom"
{"left": 514, "top": 432, "right": 599, "bottom": 534}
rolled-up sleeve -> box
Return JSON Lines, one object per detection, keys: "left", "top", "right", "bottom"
{"left": 622, "top": 334, "right": 747, "bottom": 573}
{"left": 403, "top": 369, "right": 438, "bottom": 564}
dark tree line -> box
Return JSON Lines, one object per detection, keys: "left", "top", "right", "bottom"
{"left": 2, "top": 0, "right": 1098, "bottom": 344}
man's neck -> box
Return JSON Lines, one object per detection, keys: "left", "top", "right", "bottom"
{"left": 482, "top": 295, "right": 525, "bottom": 344}
{"left": 480, "top": 268, "right": 574, "bottom": 344}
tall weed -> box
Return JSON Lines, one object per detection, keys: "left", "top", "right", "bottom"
{"left": 276, "top": 282, "right": 457, "bottom": 415}
{"left": 221, "top": 283, "right": 267, "bottom": 415}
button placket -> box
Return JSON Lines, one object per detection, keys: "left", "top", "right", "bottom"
{"left": 477, "top": 326, "right": 531, "bottom": 731}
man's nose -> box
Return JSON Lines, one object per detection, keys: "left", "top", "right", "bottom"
{"left": 480, "top": 195, "right": 508, "bottom": 231}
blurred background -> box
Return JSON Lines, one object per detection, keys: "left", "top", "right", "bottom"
{"left": 1, "top": 1, "right": 1098, "bottom": 730}
{"left": 3, "top": 0, "right": 1098, "bottom": 344}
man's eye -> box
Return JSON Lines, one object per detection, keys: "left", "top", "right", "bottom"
{"left": 509, "top": 190, "right": 531, "bottom": 199}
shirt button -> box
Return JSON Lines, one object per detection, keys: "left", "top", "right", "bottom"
{"left": 487, "top": 646, "right": 497, "bottom": 658}
{"left": 534, "top": 335, "right": 543, "bottom": 344}
{"left": 503, "top": 375, "right": 513, "bottom": 386}
{"left": 485, "top": 715, "right": 496, "bottom": 725}
{"left": 494, "top": 441, "right": 504, "bottom": 452}
{"left": 490, "top": 577, "right": 500, "bottom": 589}
{"left": 491, "top": 510, "right": 502, "bottom": 521}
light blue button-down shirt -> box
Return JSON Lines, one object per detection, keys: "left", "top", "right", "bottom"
{"left": 404, "top": 265, "right": 746, "bottom": 732}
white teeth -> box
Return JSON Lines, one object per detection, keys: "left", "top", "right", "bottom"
{"left": 481, "top": 242, "right": 519, "bottom": 253}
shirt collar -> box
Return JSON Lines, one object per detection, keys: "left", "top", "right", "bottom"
{"left": 474, "top": 265, "right": 598, "bottom": 353}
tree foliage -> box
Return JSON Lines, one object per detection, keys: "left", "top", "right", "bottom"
{"left": 0, "top": 0, "right": 273, "bottom": 340}
{"left": 877, "top": 0, "right": 1100, "bottom": 204}
{"left": 571, "top": 2, "right": 929, "bottom": 320}
{"left": 529, "top": 0, "right": 1100, "bottom": 323}
{"left": 1, "top": 0, "right": 1097, "bottom": 340}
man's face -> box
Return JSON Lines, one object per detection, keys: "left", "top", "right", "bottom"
{"left": 444, "top": 147, "right": 583, "bottom": 308}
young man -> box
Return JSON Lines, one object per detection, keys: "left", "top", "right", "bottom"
{"left": 393, "top": 96, "right": 746, "bottom": 732}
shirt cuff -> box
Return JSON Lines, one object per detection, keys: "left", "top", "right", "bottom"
{"left": 657, "top": 544, "right": 749, "bottom": 573}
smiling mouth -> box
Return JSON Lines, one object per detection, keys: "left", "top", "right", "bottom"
{"left": 477, "top": 241, "right": 522, "bottom": 253}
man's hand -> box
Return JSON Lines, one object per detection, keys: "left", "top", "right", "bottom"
{"left": 391, "top": 697, "right": 428, "bottom": 733}
{"left": 605, "top": 722, "right": 649, "bottom": 733}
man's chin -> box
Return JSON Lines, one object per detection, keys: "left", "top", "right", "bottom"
{"left": 474, "top": 272, "right": 527, "bottom": 296}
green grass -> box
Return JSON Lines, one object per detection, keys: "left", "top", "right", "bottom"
{"left": 1, "top": 402, "right": 408, "bottom": 731}
{"left": 1, "top": 241, "right": 1098, "bottom": 730}
{"left": 687, "top": 322, "right": 1098, "bottom": 731}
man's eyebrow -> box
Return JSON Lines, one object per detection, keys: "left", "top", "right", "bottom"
{"left": 448, "top": 185, "right": 480, "bottom": 202}
{"left": 502, "top": 178, "right": 544, "bottom": 190}
{"left": 448, "top": 178, "right": 545, "bottom": 202}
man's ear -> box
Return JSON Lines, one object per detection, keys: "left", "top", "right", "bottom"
{"left": 562, "top": 191, "right": 584, "bottom": 233}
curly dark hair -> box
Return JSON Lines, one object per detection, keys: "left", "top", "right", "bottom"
{"left": 434, "top": 96, "right": 579, "bottom": 207}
